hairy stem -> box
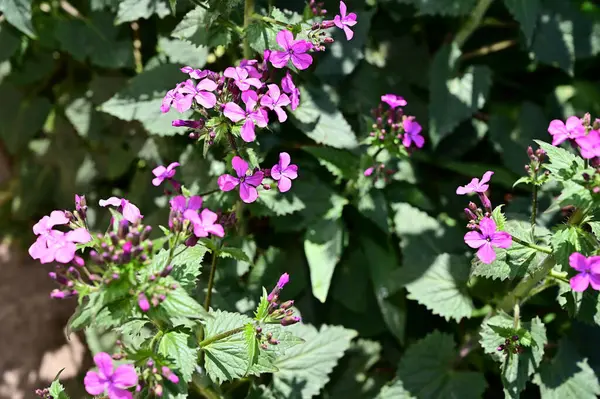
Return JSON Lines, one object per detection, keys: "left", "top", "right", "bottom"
{"left": 498, "top": 255, "right": 556, "bottom": 312}
{"left": 454, "top": 0, "right": 494, "bottom": 47}
{"left": 253, "top": 14, "right": 292, "bottom": 28}
{"left": 548, "top": 269, "right": 569, "bottom": 284}
{"left": 131, "top": 22, "right": 143, "bottom": 73}
{"left": 204, "top": 252, "right": 219, "bottom": 311}
{"left": 243, "top": 0, "right": 255, "bottom": 58}
{"left": 199, "top": 326, "right": 246, "bottom": 347}
{"left": 513, "top": 300, "right": 520, "bottom": 329}
{"left": 511, "top": 236, "right": 552, "bottom": 254}
{"left": 531, "top": 184, "right": 538, "bottom": 228}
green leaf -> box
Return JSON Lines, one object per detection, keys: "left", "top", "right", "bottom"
{"left": 503, "top": 0, "right": 541, "bottom": 45}
{"left": 0, "top": 23, "right": 21, "bottom": 62}
{"left": 395, "top": 331, "right": 487, "bottom": 398}
{"left": 99, "top": 64, "right": 192, "bottom": 136}
{"left": 246, "top": 21, "right": 278, "bottom": 55}
{"left": 254, "top": 287, "right": 269, "bottom": 320}
{"left": 429, "top": 43, "right": 492, "bottom": 146}
{"left": 158, "top": 330, "right": 197, "bottom": 382}
{"left": 117, "top": 319, "right": 153, "bottom": 350}
{"left": 219, "top": 247, "right": 251, "bottom": 263}
{"left": 304, "top": 218, "right": 345, "bottom": 303}
{"left": 533, "top": 339, "right": 600, "bottom": 399}
{"left": 273, "top": 324, "right": 357, "bottom": 399}
{"left": 171, "top": 6, "right": 231, "bottom": 48}
{"left": 48, "top": 379, "right": 70, "bottom": 399}
{"left": 292, "top": 85, "right": 358, "bottom": 149}
{"left": 532, "top": 11, "right": 573, "bottom": 75}
{"left": 116, "top": 0, "right": 171, "bottom": 24}
{"left": 244, "top": 324, "right": 259, "bottom": 375}
{"left": 535, "top": 140, "right": 584, "bottom": 180}
{"left": 158, "top": 37, "right": 208, "bottom": 68}
{"left": 161, "top": 286, "right": 211, "bottom": 323}
{"left": 395, "top": 0, "right": 477, "bottom": 16}
{"left": 588, "top": 221, "right": 600, "bottom": 241}
{"left": 491, "top": 205, "right": 507, "bottom": 231}
{"left": 169, "top": 0, "right": 177, "bottom": 14}
{"left": 144, "top": 244, "right": 207, "bottom": 293}
{"left": 303, "top": 147, "right": 360, "bottom": 180}
{"left": 375, "top": 380, "right": 413, "bottom": 398}
{"left": 557, "top": 281, "right": 600, "bottom": 325}
{"left": 551, "top": 225, "right": 595, "bottom": 273}
{"left": 0, "top": 0, "right": 34, "bottom": 37}
{"left": 405, "top": 253, "right": 474, "bottom": 322}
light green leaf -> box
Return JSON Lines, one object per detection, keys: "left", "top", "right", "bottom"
{"left": 304, "top": 218, "right": 345, "bottom": 303}
{"left": 253, "top": 187, "right": 306, "bottom": 217}
{"left": 503, "top": 0, "right": 541, "bottom": 45}
{"left": 115, "top": 0, "right": 171, "bottom": 24}
{"left": 273, "top": 324, "right": 357, "bottom": 399}
{"left": 161, "top": 287, "right": 211, "bottom": 323}
{"left": 405, "top": 253, "right": 474, "bottom": 322}
{"left": 302, "top": 147, "right": 360, "bottom": 180}
{"left": 491, "top": 205, "right": 507, "bottom": 231}
{"left": 557, "top": 281, "right": 600, "bottom": 326}
{"left": 117, "top": 319, "right": 153, "bottom": 350}
{"left": 429, "top": 43, "right": 492, "bottom": 146}
{"left": 171, "top": 5, "right": 231, "bottom": 48}
{"left": 395, "top": 331, "right": 487, "bottom": 398}
{"left": 244, "top": 324, "right": 259, "bottom": 375}
{"left": 254, "top": 287, "right": 269, "bottom": 321}
{"left": 0, "top": 0, "right": 34, "bottom": 37}
{"left": 169, "top": 0, "right": 177, "bottom": 14}
{"left": 375, "top": 379, "right": 413, "bottom": 398}
{"left": 48, "top": 379, "right": 70, "bottom": 399}
{"left": 533, "top": 339, "right": 600, "bottom": 399}
{"left": 158, "top": 330, "right": 197, "bottom": 382}
{"left": 219, "top": 247, "right": 251, "bottom": 263}
{"left": 588, "top": 221, "right": 600, "bottom": 241}
{"left": 145, "top": 244, "right": 207, "bottom": 293}
{"left": 535, "top": 140, "right": 584, "bottom": 180}
{"left": 158, "top": 37, "right": 208, "bottom": 68}
{"left": 99, "top": 64, "right": 192, "bottom": 136}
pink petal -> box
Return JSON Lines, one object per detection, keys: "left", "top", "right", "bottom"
{"left": 66, "top": 228, "right": 92, "bottom": 243}
{"left": 344, "top": 13, "right": 358, "bottom": 25}
{"left": 565, "top": 116, "right": 584, "bottom": 134}
{"left": 276, "top": 30, "right": 293, "bottom": 51}
{"left": 223, "top": 102, "right": 246, "bottom": 123}
{"left": 491, "top": 231, "right": 512, "bottom": 248}
{"left": 94, "top": 352, "right": 114, "bottom": 379}
{"left": 250, "top": 109, "right": 268, "bottom": 127}
{"left": 218, "top": 174, "right": 240, "bottom": 192}
{"left": 170, "top": 195, "right": 186, "bottom": 211}
{"left": 107, "top": 386, "right": 133, "bottom": 399}
{"left": 291, "top": 52, "right": 313, "bottom": 70}
{"left": 271, "top": 164, "right": 282, "bottom": 180}
{"left": 569, "top": 252, "right": 589, "bottom": 272}
{"left": 239, "top": 183, "right": 259, "bottom": 203}
{"left": 281, "top": 72, "right": 295, "bottom": 93}
{"left": 207, "top": 224, "right": 225, "bottom": 237}
{"left": 245, "top": 78, "right": 263, "bottom": 89}
{"left": 476, "top": 243, "right": 496, "bottom": 264}
{"left": 54, "top": 242, "right": 77, "bottom": 264}
{"left": 200, "top": 208, "right": 218, "bottom": 225}
{"left": 291, "top": 40, "right": 312, "bottom": 53}
{"left": 84, "top": 371, "right": 107, "bottom": 396}
{"left": 152, "top": 165, "right": 166, "bottom": 177}
{"left": 188, "top": 196, "right": 203, "bottom": 210}
{"left": 48, "top": 211, "right": 69, "bottom": 227}
{"left": 152, "top": 177, "right": 163, "bottom": 186}
{"left": 339, "top": 1, "right": 347, "bottom": 18}
{"left": 479, "top": 217, "right": 497, "bottom": 237}
{"left": 412, "top": 134, "right": 425, "bottom": 148}
{"left": 32, "top": 216, "right": 50, "bottom": 235}
{"left": 183, "top": 209, "right": 201, "bottom": 225}
{"left": 232, "top": 155, "right": 250, "bottom": 181}
{"left": 174, "top": 95, "right": 194, "bottom": 113}
{"left": 334, "top": 15, "right": 344, "bottom": 30}
{"left": 245, "top": 171, "right": 264, "bottom": 187}
{"left": 112, "top": 365, "right": 138, "bottom": 389}
{"left": 99, "top": 197, "right": 122, "bottom": 207}
{"left": 223, "top": 67, "right": 237, "bottom": 79}
{"left": 570, "top": 272, "right": 590, "bottom": 292}
{"left": 28, "top": 236, "right": 47, "bottom": 260}
{"left": 464, "top": 231, "right": 486, "bottom": 249}
{"left": 283, "top": 164, "right": 298, "bottom": 179}
{"left": 122, "top": 202, "right": 142, "bottom": 223}
{"left": 589, "top": 273, "right": 600, "bottom": 290}
{"left": 270, "top": 51, "right": 291, "bottom": 68}
{"left": 268, "top": 84, "right": 281, "bottom": 100}
{"left": 479, "top": 171, "right": 494, "bottom": 185}
{"left": 241, "top": 119, "right": 256, "bottom": 142}
{"left": 277, "top": 176, "right": 292, "bottom": 192}
{"left": 343, "top": 25, "right": 354, "bottom": 41}
{"left": 194, "top": 91, "right": 217, "bottom": 109}
{"left": 242, "top": 90, "right": 258, "bottom": 109}
{"left": 274, "top": 107, "right": 288, "bottom": 122}
{"left": 279, "top": 152, "right": 291, "bottom": 169}
{"left": 276, "top": 93, "right": 290, "bottom": 107}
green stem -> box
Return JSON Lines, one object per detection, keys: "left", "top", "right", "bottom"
{"left": 199, "top": 326, "right": 246, "bottom": 347}
{"left": 498, "top": 255, "right": 556, "bottom": 312}
{"left": 513, "top": 300, "right": 520, "bottom": 329}
{"left": 531, "top": 183, "right": 538, "bottom": 228}
{"left": 190, "top": 380, "right": 221, "bottom": 399}
{"left": 548, "top": 269, "right": 569, "bottom": 284}
{"left": 511, "top": 236, "right": 552, "bottom": 254}
{"left": 243, "top": 0, "right": 255, "bottom": 58}
{"left": 454, "top": 0, "right": 494, "bottom": 47}
{"left": 204, "top": 252, "right": 219, "bottom": 311}
{"left": 253, "top": 14, "right": 292, "bottom": 28}
{"left": 198, "top": 188, "right": 220, "bottom": 197}
{"left": 226, "top": 132, "right": 240, "bottom": 156}
{"left": 471, "top": 304, "right": 493, "bottom": 318}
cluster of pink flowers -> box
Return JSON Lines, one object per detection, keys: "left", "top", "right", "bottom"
{"left": 457, "top": 171, "right": 512, "bottom": 264}
{"left": 548, "top": 114, "right": 600, "bottom": 160}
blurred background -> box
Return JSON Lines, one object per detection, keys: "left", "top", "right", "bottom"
{"left": 1, "top": 0, "right": 600, "bottom": 397}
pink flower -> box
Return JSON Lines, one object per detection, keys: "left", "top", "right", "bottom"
{"left": 548, "top": 116, "right": 586, "bottom": 146}
{"left": 183, "top": 209, "right": 225, "bottom": 238}
{"left": 152, "top": 162, "right": 180, "bottom": 186}
{"left": 161, "top": 86, "right": 184, "bottom": 113}
{"left": 180, "top": 66, "right": 208, "bottom": 79}
{"left": 84, "top": 352, "right": 138, "bottom": 399}
{"left": 32, "top": 211, "right": 69, "bottom": 236}
{"left": 177, "top": 78, "right": 218, "bottom": 112}
{"left": 161, "top": 367, "right": 180, "bottom": 384}
{"left": 464, "top": 217, "right": 512, "bottom": 264}
{"left": 271, "top": 152, "right": 298, "bottom": 193}
{"left": 381, "top": 94, "right": 407, "bottom": 109}
{"left": 333, "top": 1, "right": 358, "bottom": 40}
{"left": 170, "top": 195, "right": 202, "bottom": 212}
{"left": 568, "top": 253, "right": 600, "bottom": 292}
{"left": 268, "top": 273, "right": 290, "bottom": 301}
{"left": 270, "top": 30, "right": 313, "bottom": 70}
{"left": 364, "top": 167, "right": 374, "bottom": 176}
{"left": 223, "top": 91, "right": 268, "bottom": 142}
{"left": 575, "top": 130, "right": 600, "bottom": 159}
{"left": 456, "top": 171, "right": 494, "bottom": 195}
{"left": 99, "top": 197, "right": 143, "bottom": 224}
{"left": 224, "top": 66, "right": 263, "bottom": 91}
{"left": 260, "top": 84, "right": 291, "bottom": 122}
{"left": 29, "top": 228, "right": 91, "bottom": 264}
{"left": 402, "top": 118, "right": 425, "bottom": 148}
{"left": 281, "top": 72, "right": 300, "bottom": 110}
{"left": 138, "top": 293, "right": 150, "bottom": 312}
{"left": 217, "top": 156, "right": 264, "bottom": 203}
{"left": 239, "top": 59, "right": 262, "bottom": 78}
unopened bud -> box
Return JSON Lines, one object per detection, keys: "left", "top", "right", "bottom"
{"left": 280, "top": 300, "right": 294, "bottom": 310}
{"left": 281, "top": 316, "right": 301, "bottom": 326}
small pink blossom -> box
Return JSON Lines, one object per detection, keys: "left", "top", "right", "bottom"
{"left": 183, "top": 209, "right": 225, "bottom": 238}
{"left": 268, "top": 273, "right": 290, "bottom": 301}
{"left": 224, "top": 66, "right": 263, "bottom": 91}
{"left": 575, "top": 130, "right": 600, "bottom": 159}
{"left": 138, "top": 293, "right": 150, "bottom": 312}
{"left": 402, "top": 118, "right": 424, "bottom": 148}
{"left": 161, "top": 367, "right": 180, "bottom": 384}
{"left": 456, "top": 171, "right": 494, "bottom": 195}
{"left": 381, "top": 94, "right": 407, "bottom": 109}
{"left": 172, "top": 119, "right": 204, "bottom": 129}
{"left": 33, "top": 211, "right": 69, "bottom": 236}
{"left": 569, "top": 252, "right": 600, "bottom": 292}
{"left": 84, "top": 352, "right": 138, "bottom": 399}
{"left": 99, "top": 197, "right": 143, "bottom": 224}
{"left": 364, "top": 167, "right": 374, "bottom": 177}
{"left": 281, "top": 72, "right": 300, "bottom": 110}
{"left": 270, "top": 30, "right": 313, "bottom": 70}
{"left": 464, "top": 217, "right": 512, "bottom": 264}
{"left": 161, "top": 86, "right": 184, "bottom": 113}
{"left": 270, "top": 152, "right": 298, "bottom": 193}
{"left": 217, "top": 156, "right": 264, "bottom": 203}
{"left": 260, "top": 84, "right": 291, "bottom": 122}
{"left": 29, "top": 228, "right": 91, "bottom": 264}
{"left": 333, "top": 1, "right": 358, "bottom": 40}
{"left": 548, "top": 116, "right": 586, "bottom": 146}
{"left": 152, "top": 162, "right": 180, "bottom": 186}
{"left": 223, "top": 91, "right": 268, "bottom": 142}
{"left": 170, "top": 195, "right": 202, "bottom": 212}
{"left": 180, "top": 66, "right": 208, "bottom": 79}
{"left": 177, "top": 78, "right": 218, "bottom": 112}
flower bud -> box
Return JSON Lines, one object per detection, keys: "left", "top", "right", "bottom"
{"left": 118, "top": 220, "right": 129, "bottom": 239}
{"left": 281, "top": 316, "right": 301, "bottom": 326}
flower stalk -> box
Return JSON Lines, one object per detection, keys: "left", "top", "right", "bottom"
{"left": 243, "top": 0, "right": 255, "bottom": 58}
{"left": 204, "top": 251, "right": 219, "bottom": 311}
{"left": 199, "top": 325, "right": 246, "bottom": 347}
{"left": 510, "top": 236, "right": 552, "bottom": 254}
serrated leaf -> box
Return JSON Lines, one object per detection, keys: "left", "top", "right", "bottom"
{"left": 158, "top": 37, "right": 208, "bottom": 68}
{"left": 273, "top": 324, "right": 357, "bottom": 399}
{"left": 219, "top": 247, "right": 251, "bottom": 263}
{"left": 405, "top": 253, "right": 474, "bottom": 321}
{"left": 303, "top": 147, "right": 360, "bottom": 180}
{"left": 115, "top": 0, "right": 170, "bottom": 24}
{"left": 588, "top": 221, "right": 600, "bottom": 240}
{"left": 244, "top": 324, "right": 259, "bottom": 375}
{"left": 551, "top": 225, "right": 595, "bottom": 273}
{"left": 557, "top": 281, "right": 600, "bottom": 325}
{"left": 161, "top": 287, "right": 211, "bottom": 323}
{"left": 503, "top": 0, "right": 541, "bottom": 45}
{"left": 533, "top": 339, "right": 600, "bottom": 399}
{"left": 492, "top": 204, "right": 507, "bottom": 231}
{"left": 158, "top": 330, "right": 197, "bottom": 382}
{"left": 396, "top": 331, "right": 486, "bottom": 398}
{"left": 171, "top": 6, "right": 231, "bottom": 48}
{"left": 48, "top": 379, "right": 70, "bottom": 399}
{"left": 532, "top": 12, "right": 573, "bottom": 75}
{"left": 144, "top": 244, "right": 207, "bottom": 293}
{"left": 254, "top": 287, "right": 269, "bottom": 320}
{"left": 253, "top": 184, "right": 306, "bottom": 217}
{"left": 117, "top": 319, "right": 153, "bottom": 350}
{"left": 304, "top": 218, "right": 344, "bottom": 303}
{"left": 375, "top": 380, "right": 413, "bottom": 398}
{"left": 0, "top": 0, "right": 35, "bottom": 37}
{"left": 535, "top": 140, "right": 584, "bottom": 181}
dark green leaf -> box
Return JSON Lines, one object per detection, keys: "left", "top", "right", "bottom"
{"left": 0, "top": 0, "right": 34, "bottom": 37}
{"left": 503, "top": 0, "right": 541, "bottom": 45}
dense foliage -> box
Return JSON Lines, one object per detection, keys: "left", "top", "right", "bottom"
{"left": 4, "top": 0, "right": 600, "bottom": 398}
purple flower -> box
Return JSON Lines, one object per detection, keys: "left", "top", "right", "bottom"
{"left": 217, "top": 156, "right": 264, "bottom": 203}
{"left": 239, "top": 59, "right": 262, "bottom": 79}
{"left": 569, "top": 253, "right": 600, "bottom": 292}
{"left": 260, "top": 84, "right": 291, "bottom": 122}
{"left": 281, "top": 72, "right": 300, "bottom": 110}
{"left": 170, "top": 195, "right": 203, "bottom": 212}
{"left": 268, "top": 273, "right": 290, "bottom": 301}
{"left": 402, "top": 118, "right": 425, "bottom": 148}
{"left": 161, "top": 86, "right": 184, "bottom": 113}
{"left": 172, "top": 119, "right": 204, "bottom": 129}
{"left": 575, "top": 130, "right": 600, "bottom": 159}
{"left": 32, "top": 211, "right": 69, "bottom": 236}
{"left": 223, "top": 91, "right": 268, "bottom": 142}
{"left": 456, "top": 171, "right": 494, "bottom": 195}
{"left": 224, "top": 66, "right": 263, "bottom": 91}
{"left": 177, "top": 78, "right": 218, "bottom": 112}
{"left": 548, "top": 116, "right": 586, "bottom": 146}
{"left": 464, "top": 217, "right": 512, "bottom": 264}
{"left": 381, "top": 94, "right": 407, "bottom": 109}
{"left": 138, "top": 293, "right": 150, "bottom": 312}
{"left": 270, "top": 30, "right": 313, "bottom": 70}
{"left": 271, "top": 152, "right": 298, "bottom": 192}
{"left": 183, "top": 209, "right": 225, "bottom": 238}
{"left": 152, "top": 162, "right": 180, "bottom": 186}
{"left": 364, "top": 167, "right": 374, "bottom": 177}
{"left": 29, "top": 228, "right": 91, "bottom": 264}
{"left": 333, "top": 1, "right": 358, "bottom": 40}
{"left": 84, "top": 352, "right": 138, "bottom": 399}
{"left": 99, "top": 197, "right": 143, "bottom": 224}
{"left": 161, "top": 367, "right": 180, "bottom": 384}
{"left": 181, "top": 66, "right": 208, "bottom": 79}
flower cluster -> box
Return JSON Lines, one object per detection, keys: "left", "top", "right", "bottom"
{"left": 548, "top": 113, "right": 600, "bottom": 161}
{"left": 457, "top": 171, "right": 512, "bottom": 264}
{"left": 568, "top": 252, "right": 600, "bottom": 292}
{"left": 136, "top": 359, "right": 180, "bottom": 397}
{"left": 84, "top": 352, "right": 138, "bottom": 399}
{"left": 497, "top": 335, "right": 523, "bottom": 355}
